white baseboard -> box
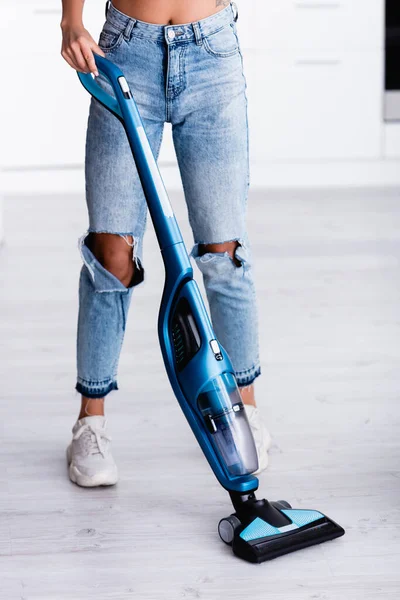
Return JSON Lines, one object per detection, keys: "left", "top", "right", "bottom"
{"left": 2, "top": 159, "right": 400, "bottom": 195}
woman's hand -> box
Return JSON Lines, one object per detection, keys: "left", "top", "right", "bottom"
{"left": 61, "top": 23, "right": 105, "bottom": 76}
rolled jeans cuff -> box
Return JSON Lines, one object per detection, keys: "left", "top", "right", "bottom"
{"left": 75, "top": 377, "right": 118, "bottom": 399}
{"left": 236, "top": 364, "right": 261, "bottom": 388}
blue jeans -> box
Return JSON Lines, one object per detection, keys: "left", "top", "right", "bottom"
{"left": 76, "top": 1, "right": 261, "bottom": 398}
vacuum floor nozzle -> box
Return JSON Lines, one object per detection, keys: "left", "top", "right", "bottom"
{"left": 219, "top": 498, "right": 345, "bottom": 563}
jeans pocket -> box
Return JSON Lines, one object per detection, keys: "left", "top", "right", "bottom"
{"left": 98, "top": 22, "right": 125, "bottom": 52}
{"left": 203, "top": 23, "right": 240, "bottom": 59}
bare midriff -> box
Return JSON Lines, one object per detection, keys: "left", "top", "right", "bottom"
{"left": 112, "top": 0, "right": 231, "bottom": 25}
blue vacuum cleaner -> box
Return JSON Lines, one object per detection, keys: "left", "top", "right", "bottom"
{"left": 77, "top": 54, "right": 345, "bottom": 563}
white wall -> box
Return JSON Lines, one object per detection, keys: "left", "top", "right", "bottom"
{"left": 1, "top": 0, "right": 399, "bottom": 194}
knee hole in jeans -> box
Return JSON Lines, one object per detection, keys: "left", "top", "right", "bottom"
{"left": 85, "top": 232, "right": 143, "bottom": 288}
{"left": 198, "top": 240, "right": 243, "bottom": 268}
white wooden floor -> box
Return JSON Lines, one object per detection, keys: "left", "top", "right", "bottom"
{"left": 0, "top": 186, "right": 399, "bottom": 599}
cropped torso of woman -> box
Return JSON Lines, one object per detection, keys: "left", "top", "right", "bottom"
{"left": 112, "top": 0, "right": 231, "bottom": 25}
{"left": 60, "top": 0, "right": 232, "bottom": 76}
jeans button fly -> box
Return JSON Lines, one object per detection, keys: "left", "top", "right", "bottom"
{"left": 167, "top": 29, "right": 176, "bottom": 40}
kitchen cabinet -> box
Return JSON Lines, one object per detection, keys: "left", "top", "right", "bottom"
{"left": 237, "top": 0, "right": 383, "bottom": 52}
{"left": 244, "top": 49, "right": 383, "bottom": 160}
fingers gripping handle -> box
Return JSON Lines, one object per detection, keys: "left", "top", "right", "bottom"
{"left": 77, "top": 53, "right": 131, "bottom": 120}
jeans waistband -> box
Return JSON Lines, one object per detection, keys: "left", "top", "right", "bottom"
{"left": 106, "top": 1, "right": 238, "bottom": 44}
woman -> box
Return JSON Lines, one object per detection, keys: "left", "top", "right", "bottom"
{"left": 61, "top": 0, "right": 271, "bottom": 487}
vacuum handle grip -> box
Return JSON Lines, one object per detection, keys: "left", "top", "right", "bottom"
{"left": 76, "top": 52, "right": 183, "bottom": 250}
{"left": 77, "top": 53, "right": 128, "bottom": 120}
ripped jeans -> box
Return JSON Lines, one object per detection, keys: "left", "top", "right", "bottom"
{"left": 76, "top": 1, "right": 261, "bottom": 398}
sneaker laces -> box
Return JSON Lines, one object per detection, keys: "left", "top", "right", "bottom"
{"left": 73, "top": 422, "right": 112, "bottom": 458}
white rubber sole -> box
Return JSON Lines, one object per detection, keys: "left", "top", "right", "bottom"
{"left": 66, "top": 446, "right": 118, "bottom": 488}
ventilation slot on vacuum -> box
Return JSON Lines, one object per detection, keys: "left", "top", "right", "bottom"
{"left": 171, "top": 297, "right": 201, "bottom": 371}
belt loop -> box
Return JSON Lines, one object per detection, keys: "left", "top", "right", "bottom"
{"left": 105, "top": 0, "right": 110, "bottom": 18}
{"left": 231, "top": 1, "right": 239, "bottom": 22}
{"left": 124, "top": 17, "right": 136, "bottom": 40}
{"left": 192, "top": 21, "right": 202, "bottom": 46}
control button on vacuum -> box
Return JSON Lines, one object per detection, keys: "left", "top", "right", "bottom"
{"left": 117, "top": 76, "right": 132, "bottom": 99}
{"left": 205, "top": 415, "right": 217, "bottom": 434}
{"left": 210, "top": 339, "right": 223, "bottom": 361}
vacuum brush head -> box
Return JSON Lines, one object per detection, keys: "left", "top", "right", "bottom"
{"left": 219, "top": 496, "right": 345, "bottom": 563}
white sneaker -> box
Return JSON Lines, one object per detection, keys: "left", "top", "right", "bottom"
{"left": 66, "top": 415, "right": 118, "bottom": 487}
{"left": 244, "top": 404, "right": 272, "bottom": 475}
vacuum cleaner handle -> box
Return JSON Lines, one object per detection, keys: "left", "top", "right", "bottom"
{"left": 77, "top": 54, "right": 123, "bottom": 120}
{"left": 77, "top": 53, "right": 183, "bottom": 252}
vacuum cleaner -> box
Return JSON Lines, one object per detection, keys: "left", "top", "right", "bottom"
{"left": 77, "top": 54, "right": 345, "bottom": 563}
